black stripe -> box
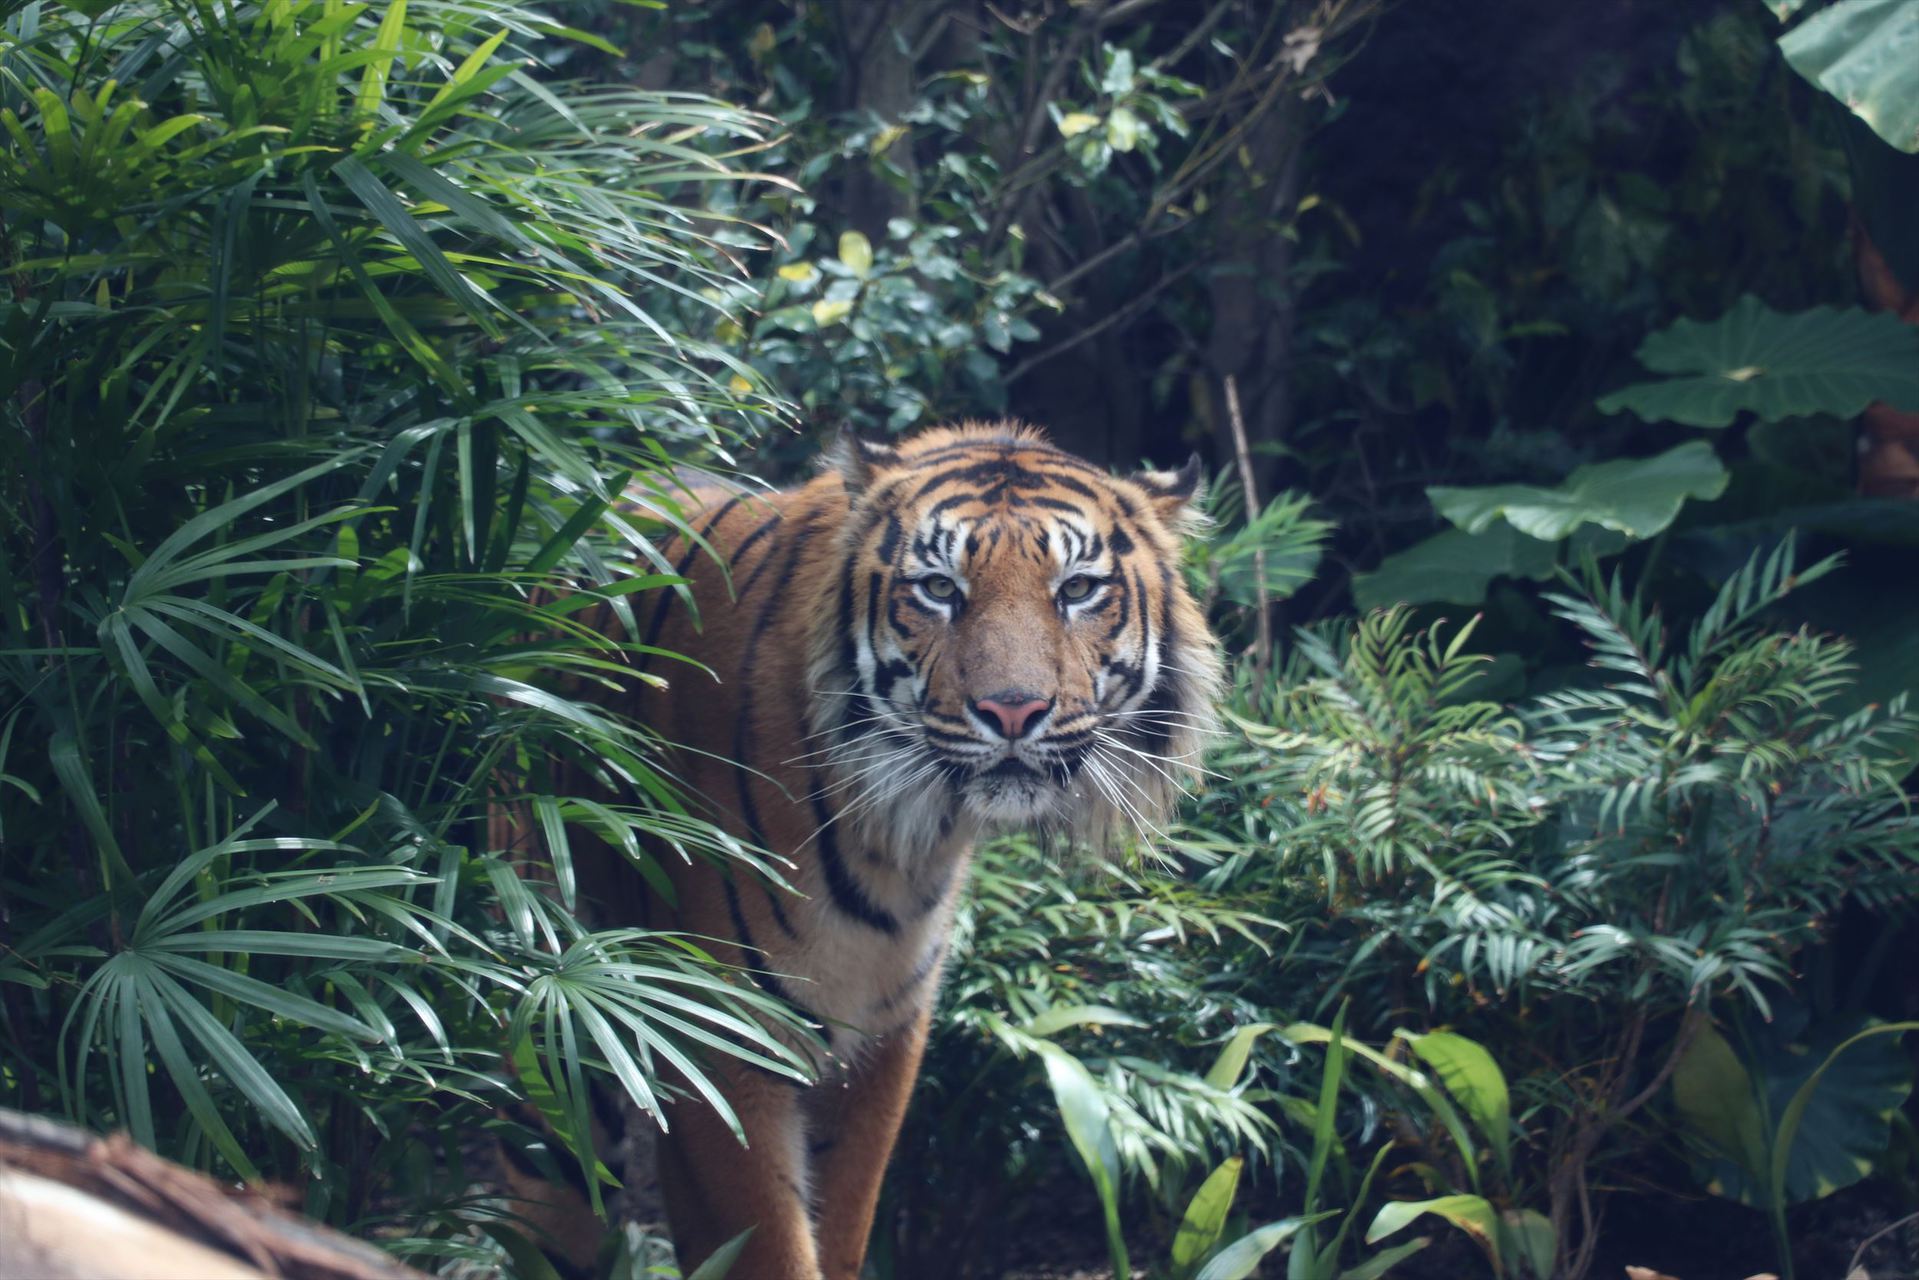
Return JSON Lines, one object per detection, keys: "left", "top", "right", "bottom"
{"left": 834, "top": 566, "right": 861, "bottom": 697}
{"left": 809, "top": 786, "right": 900, "bottom": 934}
{"left": 910, "top": 458, "right": 1100, "bottom": 504}
{"left": 765, "top": 883, "right": 798, "bottom": 939}
{"left": 637, "top": 493, "right": 747, "bottom": 668}
{"left": 872, "top": 941, "right": 945, "bottom": 1013}
{"left": 1102, "top": 573, "right": 1132, "bottom": 642}
{"left": 723, "top": 876, "right": 809, "bottom": 1014}
{"left": 727, "top": 509, "right": 783, "bottom": 568}
{"left": 890, "top": 438, "right": 1110, "bottom": 477}
{"left": 874, "top": 511, "right": 903, "bottom": 566}
{"left": 730, "top": 508, "right": 832, "bottom": 858}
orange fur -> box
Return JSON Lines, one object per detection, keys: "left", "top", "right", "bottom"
{"left": 553, "top": 423, "right": 1221, "bottom": 1278}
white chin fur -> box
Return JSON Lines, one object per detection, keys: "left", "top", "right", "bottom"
{"left": 962, "top": 776, "right": 1069, "bottom": 825}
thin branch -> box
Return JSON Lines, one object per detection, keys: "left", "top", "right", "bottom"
{"left": 1152, "top": 0, "right": 1237, "bottom": 72}
{"left": 986, "top": 2, "right": 1108, "bottom": 247}
{"left": 1613, "top": 1005, "right": 1701, "bottom": 1124}
{"left": 1225, "top": 374, "right": 1272, "bottom": 679}
{"left": 1097, "top": 0, "right": 1170, "bottom": 27}
{"left": 1003, "top": 260, "right": 1197, "bottom": 385}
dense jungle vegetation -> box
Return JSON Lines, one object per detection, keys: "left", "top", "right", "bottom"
{"left": 2, "top": 1, "right": 1918, "bottom": 1277}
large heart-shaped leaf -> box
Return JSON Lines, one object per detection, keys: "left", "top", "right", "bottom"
{"left": 1352, "top": 524, "right": 1557, "bottom": 609}
{"left": 1429, "top": 442, "right": 1728, "bottom": 542}
{"left": 1673, "top": 1012, "right": 1916, "bottom": 1208}
{"left": 1778, "top": 0, "right": 1919, "bottom": 153}
{"left": 1597, "top": 296, "right": 1919, "bottom": 427}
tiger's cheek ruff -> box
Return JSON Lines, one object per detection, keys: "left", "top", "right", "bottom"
{"left": 803, "top": 437, "right": 1223, "bottom": 861}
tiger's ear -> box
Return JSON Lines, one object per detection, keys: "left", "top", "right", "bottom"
{"left": 828, "top": 433, "right": 904, "bottom": 495}
{"left": 1133, "top": 453, "right": 1207, "bottom": 534}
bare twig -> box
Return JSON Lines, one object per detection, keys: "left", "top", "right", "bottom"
{"left": 986, "top": 2, "right": 1108, "bottom": 247}
{"left": 1153, "top": 0, "right": 1236, "bottom": 72}
{"left": 1850, "top": 1208, "right": 1919, "bottom": 1276}
{"left": 1224, "top": 375, "right": 1272, "bottom": 679}
{"left": 1003, "top": 260, "right": 1197, "bottom": 385}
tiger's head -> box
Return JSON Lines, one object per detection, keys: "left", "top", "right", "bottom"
{"left": 805, "top": 423, "right": 1222, "bottom": 858}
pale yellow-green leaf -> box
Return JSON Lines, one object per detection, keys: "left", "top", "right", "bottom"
{"left": 776, "top": 262, "right": 818, "bottom": 284}
{"left": 1106, "top": 106, "right": 1141, "bottom": 151}
{"left": 811, "top": 298, "right": 854, "bottom": 326}
{"left": 837, "top": 230, "right": 873, "bottom": 278}
{"left": 1057, "top": 112, "right": 1101, "bottom": 138}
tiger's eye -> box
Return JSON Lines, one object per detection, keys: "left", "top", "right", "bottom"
{"left": 1059, "top": 575, "right": 1098, "bottom": 602}
{"left": 921, "top": 574, "right": 959, "bottom": 600}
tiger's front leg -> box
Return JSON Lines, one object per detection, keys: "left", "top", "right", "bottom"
{"left": 805, "top": 1005, "right": 934, "bottom": 1280}
{"left": 657, "top": 1061, "right": 821, "bottom": 1280}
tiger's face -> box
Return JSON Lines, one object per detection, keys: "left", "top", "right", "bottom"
{"left": 806, "top": 425, "right": 1222, "bottom": 857}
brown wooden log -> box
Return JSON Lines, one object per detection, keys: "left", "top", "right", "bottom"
{"left": 0, "top": 1108, "right": 428, "bottom": 1280}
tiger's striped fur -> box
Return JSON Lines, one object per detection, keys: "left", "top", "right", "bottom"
{"left": 556, "top": 423, "right": 1221, "bottom": 1279}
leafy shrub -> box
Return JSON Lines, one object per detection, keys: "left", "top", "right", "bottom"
{"left": 0, "top": 0, "right": 801, "bottom": 1262}
{"left": 1186, "top": 542, "right": 1919, "bottom": 1277}
{"left": 879, "top": 834, "right": 1280, "bottom": 1279}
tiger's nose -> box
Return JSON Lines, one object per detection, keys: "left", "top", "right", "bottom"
{"left": 971, "top": 692, "right": 1053, "bottom": 740}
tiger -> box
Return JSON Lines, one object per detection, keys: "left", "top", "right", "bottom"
{"left": 522, "top": 422, "right": 1223, "bottom": 1280}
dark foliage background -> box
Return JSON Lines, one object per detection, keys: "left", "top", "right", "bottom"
{"left": 3, "top": 1, "right": 1917, "bottom": 1278}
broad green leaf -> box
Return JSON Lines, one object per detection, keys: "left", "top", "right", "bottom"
{"left": 1172, "top": 1157, "right": 1243, "bottom": 1278}
{"left": 355, "top": 0, "right": 408, "bottom": 119}
{"left": 1196, "top": 1213, "right": 1336, "bottom": 1280}
{"left": 1337, "top": 1237, "right": 1432, "bottom": 1280}
{"left": 477, "top": 1223, "right": 568, "bottom": 1280}
{"left": 1034, "top": 1040, "right": 1128, "bottom": 1277}
{"left": 1204, "top": 1022, "right": 1277, "bottom": 1091}
{"left": 1365, "top": 1195, "right": 1501, "bottom": 1266}
{"left": 1497, "top": 1209, "right": 1556, "bottom": 1280}
{"left": 1671, "top": 1021, "right": 1771, "bottom": 1201}
{"left": 1778, "top": 0, "right": 1919, "bottom": 152}
{"left": 686, "top": 1228, "right": 755, "bottom": 1280}
{"left": 1768, "top": 1021, "right": 1919, "bottom": 1209}
{"left": 1024, "top": 1004, "right": 1146, "bottom": 1039}
{"left": 1598, "top": 297, "right": 1919, "bottom": 426}
{"left": 1429, "top": 441, "right": 1728, "bottom": 542}
{"left": 1400, "top": 1031, "right": 1512, "bottom": 1178}
{"left": 506, "top": 1034, "right": 619, "bottom": 1188}
{"left": 1352, "top": 524, "right": 1556, "bottom": 609}
{"left": 1679, "top": 1014, "right": 1918, "bottom": 1209}
{"left": 838, "top": 229, "right": 873, "bottom": 278}
{"left": 1286, "top": 1022, "right": 1482, "bottom": 1193}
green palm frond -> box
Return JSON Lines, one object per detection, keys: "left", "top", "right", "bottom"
{"left": 0, "top": 3, "right": 807, "bottom": 1261}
